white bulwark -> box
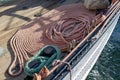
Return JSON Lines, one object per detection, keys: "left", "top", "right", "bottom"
{"left": 63, "top": 9, "right": 120, "bottom": 80}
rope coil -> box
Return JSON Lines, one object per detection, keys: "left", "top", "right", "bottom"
{"left": 8, "top": 3, "right": 105, "bottom": 76}
{"left": 45, "top": 17, "right": 91, "bottom": 45}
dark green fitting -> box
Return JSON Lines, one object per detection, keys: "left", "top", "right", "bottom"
{"left": 24, "top": 45, "right": 61, "bottom": 76}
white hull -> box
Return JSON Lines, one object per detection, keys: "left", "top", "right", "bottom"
{"left": 63, "top": 9, "right": 120, "bottom": 80}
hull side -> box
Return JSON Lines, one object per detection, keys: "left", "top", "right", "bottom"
{"left": 63, "top": 9, "right": 120, "bottom": 80}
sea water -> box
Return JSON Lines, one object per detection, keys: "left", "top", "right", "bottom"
{"left": 87, "top": 18, "right": 120, "bottom": 80}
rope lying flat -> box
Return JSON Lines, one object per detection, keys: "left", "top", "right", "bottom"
{"left": 8, "top": 3, "right": 97, "bottom": 76}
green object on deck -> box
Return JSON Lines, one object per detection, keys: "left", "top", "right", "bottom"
{"left": 24, "top": 45, "right": 61, "bottom": 76}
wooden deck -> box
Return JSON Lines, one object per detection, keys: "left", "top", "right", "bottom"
{"left": 0, "top": 0, "right": 83, "bottom": 80}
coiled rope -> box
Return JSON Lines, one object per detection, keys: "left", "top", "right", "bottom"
{"left": 8, "top": 3, "right": 98, "bottom": 76}
{"left": 31, "top": 1, "right": 120, "bottom": 79}
{"left": 45, "top": 17, "right": 91, "bottom": 45}
{"left": 48, "top": 0, "right": 120, "bottom": 76}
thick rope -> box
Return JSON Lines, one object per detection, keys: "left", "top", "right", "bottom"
{"left": 45, "top": 17, "right": 91, "bottom": 45}
{"left": 49, "top": 0, "right": 120, "bottom": 75}
{"left": 8, "top": 3, "right": 99, "bottom": 76}
{"left": 32, "top": 1, "right": 120, "bottom": 79}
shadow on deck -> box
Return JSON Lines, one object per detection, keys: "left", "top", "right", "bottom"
{"left": 0, "top": 0, "right": 60, "bottom": 31}
{"left": 0, "top": 0, "right": 84, "bottom": 80}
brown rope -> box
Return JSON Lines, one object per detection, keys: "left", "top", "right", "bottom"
{"left": 8, "top": 3, "right": 100, "bottom": 76}
{"left": 49, "top": 0, "right": 120, "bottom": 75}
{"left": 33, "top": 1, "right": 120, "bottom": 79}
{"left": 45, "top": 17, "right": 91, "bottom": 45}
